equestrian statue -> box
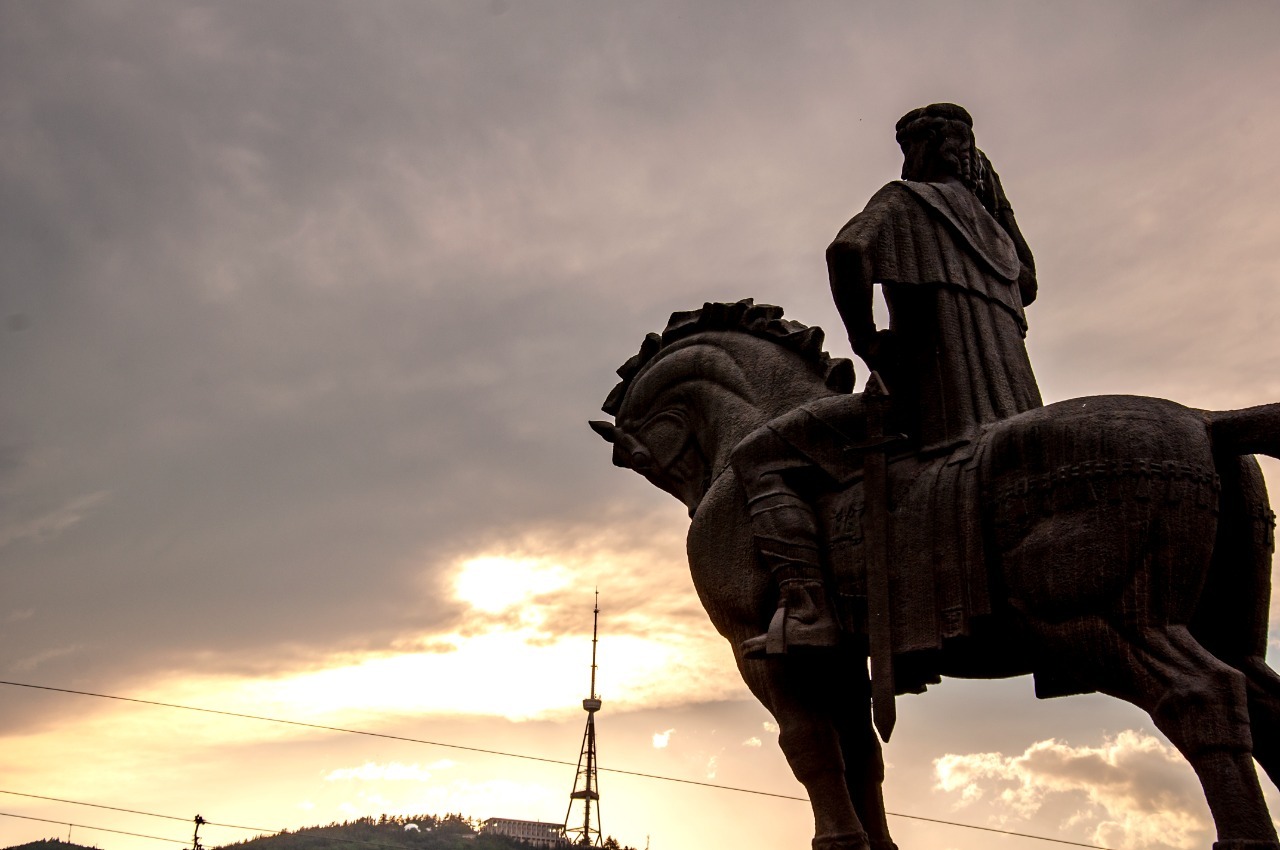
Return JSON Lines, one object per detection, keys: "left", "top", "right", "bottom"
{"left": 589, "top": 104, "right": 1280, "bottom": 850}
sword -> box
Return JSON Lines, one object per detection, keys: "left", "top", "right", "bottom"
{"left": 859, "top": 371, "right": 897, "bottom": 742}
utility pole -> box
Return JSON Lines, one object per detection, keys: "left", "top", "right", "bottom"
{"left": 565, "top": 591, "right": 603, "bottom": 846}
{"left": 191, "top": 816, "right": 206, "bottom": 850}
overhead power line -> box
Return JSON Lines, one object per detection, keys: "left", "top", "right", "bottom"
{"left": 0, "top": 790, "right": 1113, "bottom": 850}
{"left": 0, "top": 679, "right": 1112, "bottom": 850}
{"left": 0, "top": 810, "right": 427, "bottom": 850}
{"left": 0, "top": 791, "right": 434, "bottom": 850}
{"left": 0, "top": 791, "right": 268, "bottom": 833}
{"left": 0, "top": 811, "right": 188, "bottom": 845}
{"left": 0, "top": 680, "right": 799, "bottom": 800}
{"left": 0, "top": 800, "right": 469, "bottom": 850}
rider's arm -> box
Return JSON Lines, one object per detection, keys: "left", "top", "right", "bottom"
{"left": 826, "top": 231, "right": 877, "bottom": 359}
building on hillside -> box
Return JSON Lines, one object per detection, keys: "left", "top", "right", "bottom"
{"left": 481, "top": 819, "right": 565, "bottom": 844}
{"left": 481, "top": 818, "right": 567, "bottom": 848}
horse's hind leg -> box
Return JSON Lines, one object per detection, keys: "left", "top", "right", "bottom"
{"left": 1140, "top": 627, "right": 1277, "bottom": 847}
{"left": 1234, "top": 656, "right": 1280, "bottom": 788}
{"left": 1075, "top": 620, "right": 1278, "bottom": 847}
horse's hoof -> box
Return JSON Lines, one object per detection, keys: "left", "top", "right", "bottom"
{"left": 812, "top": 832, "right": 870, "bottom": 850}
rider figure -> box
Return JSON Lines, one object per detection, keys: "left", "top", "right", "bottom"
{"left": 739, "top": 103, "right": 1041, "bottom": 658}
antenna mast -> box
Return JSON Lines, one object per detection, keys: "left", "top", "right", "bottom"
{"left": 565, "top": 590, "right": 603, "bottom": 846}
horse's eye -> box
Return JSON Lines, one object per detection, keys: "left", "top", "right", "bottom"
{"left": 638, "top": 411, "right": 688, "bottom": 468}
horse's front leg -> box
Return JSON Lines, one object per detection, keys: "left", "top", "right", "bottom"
{"left": 835, "top": 658, "right": 895, "bottom": 850}
{"left": 748, "top": 652, "right": 879, "bottom": 850}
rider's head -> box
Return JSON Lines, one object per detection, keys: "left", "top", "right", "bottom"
{"left": 895, "top": 103, "right": 985, "bottom": 195}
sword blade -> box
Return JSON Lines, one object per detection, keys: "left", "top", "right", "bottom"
{"left": 862, "top": 372, "right": 896, "bottom": 742}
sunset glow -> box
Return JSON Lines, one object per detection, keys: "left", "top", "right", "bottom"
{"left": 4, "top": 4, "right": 1280, "bottom": 850}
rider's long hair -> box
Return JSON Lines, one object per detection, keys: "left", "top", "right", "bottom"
{"left": 896, "top": 104, "right": 1037, "bottom": 301}
{"left": 895, "top": 104, "right": 987, "bottom": 199}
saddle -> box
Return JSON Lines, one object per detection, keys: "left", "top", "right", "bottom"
{"left": 762, "top": 396, "right": 993, "bottom": 694}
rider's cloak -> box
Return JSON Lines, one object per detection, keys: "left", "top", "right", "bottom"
{"left": 823, "top": 180, "right": 1043, "bottom": 689}
{"left": 827, "top": 180, "right": 1042, "bottom": 452}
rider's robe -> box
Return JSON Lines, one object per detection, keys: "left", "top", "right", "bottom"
{"left": 821, "top": 181, "right": 1043, "bottom": 689}
{"left": 827, "top": 180, "right": 1042, "bottom": 452}
{"left": 760, "top": 395, "right": 995, "bottom": 694}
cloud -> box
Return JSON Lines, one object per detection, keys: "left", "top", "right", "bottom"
{"left": 652, "top": 729, "right": 675, "bottom": 749}
{"left": 2, "top": 0, "right": 751, "bottom": 699}
{"left": 81, "top": 532, "right": 748, "bottom": 733}
{"left": 8, "top": 643, "right": 84, "bottom": 673}
{"left": 396, "top": 777, "right": 564, "bottom": 824}
{"left": 3, "top": 1, "right": 1280, "bottom": 739}
{"left": 934, "top": 730, "right": 1211, "bottom": 849}
{"left": 2, "top": 7, "right": 1280, "bottom": 850}
{"left": 453, "top": 556, "right": 572, "bottom": 616}
{"left": 324, "top": 761, "right": 456, "bottom": 782}
{"left": 741, "top": 737, "right": 762, "bottom": 748}
{"left": 0, "top": 491, "right": 108, "bottom": 550}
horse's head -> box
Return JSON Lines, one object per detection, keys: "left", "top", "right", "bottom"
{"left": 591, "top": 300, "right": 854, "bottom": 516}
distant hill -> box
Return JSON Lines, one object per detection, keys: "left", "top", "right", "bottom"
{"left": 215, "top": 815, "right": 492, "bottom": 850}
{"left": 5, "top": 840, "right": 100, "bottom": 850}
{"left": 2, "top": 814, "right": 635, "bottom": 850}
{"left": 213, "top": 815, "right": 634, "bottom": 850}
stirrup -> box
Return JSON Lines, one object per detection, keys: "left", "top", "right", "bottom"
{"left": 740, "top": 595, "right": 840, "bottom": 659}
{"left": 741, "top": 606, "right": 788, "bottom": 659}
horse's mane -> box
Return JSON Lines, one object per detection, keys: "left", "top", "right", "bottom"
{"left": 601, "top": 299, "right": 854, "bottom": 416}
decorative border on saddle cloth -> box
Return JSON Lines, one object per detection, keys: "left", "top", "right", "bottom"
{"left": 993, "top": 458, "right": 1222, "bottom": 528}
{"left": 1261, "top": 507, "right": 1278, "bottom": 548}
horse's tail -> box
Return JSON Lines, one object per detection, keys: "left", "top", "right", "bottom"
{"left": 1209, "top": 403, "right": 1280, "bottom": 459}
{"left": 1195, "top": 404, "right": 1277, "bottom": 669}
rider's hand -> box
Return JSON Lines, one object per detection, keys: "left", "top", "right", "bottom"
{"left": 854, "top": 329, "right": 898, "bottom": 371}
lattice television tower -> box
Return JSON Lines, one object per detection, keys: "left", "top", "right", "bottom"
{"left": 565, "top": 591, "right": 603, "bottom": 846}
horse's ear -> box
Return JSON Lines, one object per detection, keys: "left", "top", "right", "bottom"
{"left": 825, "top": 358, "right": 856, "bottom": 393}
{"left": 589, "top": 420, "right": 617, "bottom": 443}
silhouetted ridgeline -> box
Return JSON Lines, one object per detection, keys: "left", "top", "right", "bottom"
{"left": 2, "top": 815, "right": 636, "bottom": 850}
{"left": 214, "top": 814, "right": 635, "bottom": 850}
{"left": 5, "top": 840, "right": 100, "bottom": 850}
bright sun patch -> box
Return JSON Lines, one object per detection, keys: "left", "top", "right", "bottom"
{"left": 100, "top": 536, "right": 744, "bottom": 732}
{"left": 453, "top": 555, "right": 572, "bottom": 614}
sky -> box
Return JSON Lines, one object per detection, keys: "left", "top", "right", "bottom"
{"left": 3, "top": 2, "right": 1280, "bottom": 849}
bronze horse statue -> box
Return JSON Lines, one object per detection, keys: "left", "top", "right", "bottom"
{"left": 591, "top": 299, "right": 1280, "bottom": 850}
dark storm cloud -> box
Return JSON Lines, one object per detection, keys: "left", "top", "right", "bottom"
{"left": 2, "top": 0, "right": 1279, "bottom": 732}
